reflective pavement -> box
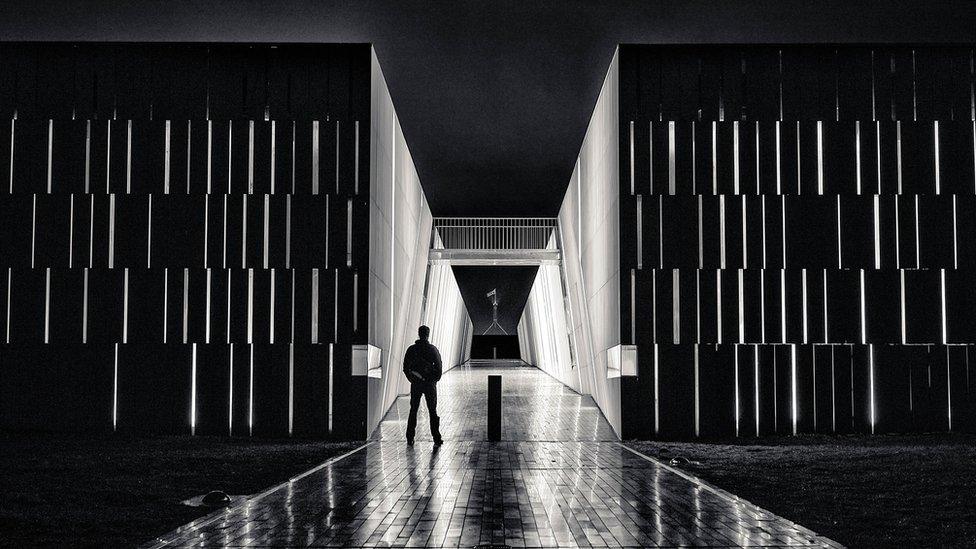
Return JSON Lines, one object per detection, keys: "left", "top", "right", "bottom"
{"left": 147, "top": 365, "right": 842, "bottom": 548}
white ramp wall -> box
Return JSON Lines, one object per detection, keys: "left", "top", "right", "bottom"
{"left": 555, "top": 50, "right": 623, "bottom": 437}
{"left": 367, "top": 49, "right": 470, "bottom": 436}
{"left": 517, "top": 263, "right": 579, "bottom": 392}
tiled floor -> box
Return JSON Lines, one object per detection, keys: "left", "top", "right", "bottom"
{"left": 147, "top": 365, "right": 842, "bottom": 548}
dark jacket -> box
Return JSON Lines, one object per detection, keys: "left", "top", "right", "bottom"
{"left": 403, "top": 339, "right": 443, "bottom": 384}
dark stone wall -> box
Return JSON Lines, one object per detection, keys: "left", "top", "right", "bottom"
{"left": 0, "top": 43, "right": 371, "bottom": 439}
{"left": 617, "top": 44, "right": 976, "bottom": 439}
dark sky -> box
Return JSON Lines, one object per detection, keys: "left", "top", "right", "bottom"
{"left": 1, "top": 1, "right": 973, "bottom": 216}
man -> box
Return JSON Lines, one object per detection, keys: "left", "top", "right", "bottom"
{"left": 403, "top": 325, "right": 443, "bottom": 445}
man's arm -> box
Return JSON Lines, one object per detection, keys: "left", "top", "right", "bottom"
{"left": 432, "top": 347, "right": 443, "bottom": 382}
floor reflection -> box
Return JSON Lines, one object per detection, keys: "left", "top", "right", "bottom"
{"left": 149, "top": 366, "right": 841, "bottom": 548}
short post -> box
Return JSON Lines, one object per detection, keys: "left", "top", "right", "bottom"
{"left": 487, "top": 374, "right": 501, "bottom": 441}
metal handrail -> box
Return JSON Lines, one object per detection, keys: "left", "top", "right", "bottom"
{"left": 431, "top": 217, "right": 558, "bottom": 251}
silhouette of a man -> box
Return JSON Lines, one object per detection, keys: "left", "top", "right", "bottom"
{"left": 403, "top": 325, "right": 443, "bottom": 445}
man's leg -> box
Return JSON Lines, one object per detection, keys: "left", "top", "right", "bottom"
{"left": 425, "top": 383, "right": 442, "bottom": 444}
{"left": 405, "top": 383, "right": 423, "bottom": 444}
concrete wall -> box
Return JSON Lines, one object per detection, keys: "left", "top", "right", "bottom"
{"left": 548, "top": 50, "right": 623, "bottom": 436}
{"left": 517, "top": 263, "right": 578, "bottom": 391}
{"left": 366, "top": 50, "right": 469, "bottom": 436}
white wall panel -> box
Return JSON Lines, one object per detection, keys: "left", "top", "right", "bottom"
{"left": 553, "top": 50, "right": 622, "bottom": 437}
{"left": 366, "top": 49, "right": 470, "bottom": 437}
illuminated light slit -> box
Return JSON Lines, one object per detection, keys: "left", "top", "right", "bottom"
{"left": 182, "top": 269, "right": 189, "bottom": 344}
{"left": 270, "top": 121, "right": 276, "bottom": 194}
{"left": 122, "top": 268, "right": 129, "bottom": 344}
{"left": 225, "top": 270, "right": 232, "bottom": 344}
{"left": 869, "top": 344, "right": 876, "bottom": 434}
{"left": 629, "top": 120, "right": 634, "bottom": 195}
{"left": 716, "top": 270, "right": 722, "bottom": 344}
{"left": 8, "top": 119, "right": 14, "bottom": 193}
{"left": 164, "top": 120, "right": 171, "bottom": 193}
{"left": 946, "top": 347, "right": 952, "bottom": 431}
{"left": 900, "top": 270, "right": 907, "bottom": 344}
{"left": 288, "top": 343, "right": 294, "bottom": 436}
{"left": 855, "top": 121, "right": 862, "bottom": 194}
{"left": 694, "top": 344, "right": 700, "bottom": 437}
{"left": 802, "top": 269, "right": 809, "bottom": 344}
{"left": 823, "top": 269, "right": 829, "bottom": 343}
{"left": 812, "top": 346, "right": 817, "bottom": 432}
{"left": 653, "top": 343, "right": 659, "bottom": 435}
{"left": 162, "top": 269, "right": 169, "bottom": 343}
{"left": 719, "top": 195, "right": 726, "bottom": 268}
{"left": 781, "top": 195, "right": 786, "bottom": 268}
{"left": 934, "top": 121, "right": 941, "bottom": 194}
{"left": 733, "top": 121, "right": 740, "bottom": 194}
{"left": 247, "top": 268, "right": 254, "bottom": 344}
{"left": 285, "top": 195, "right": 292, "bottom": 269}
{"left": 263, "top": 195, "right": 270, "bottom": 269}
{"left": 896, "top": 121, "right": 903, "bottom": 194}
{"left": 221, "top": 195, "right": 228, "bottom": 268}
{"left": 206, "top": 120, "right": 212, "bottom": 194}
{"left": 860, "top": 269, "right": 867, "bottom": 345}
{"left": 754, "top": 345, "right": 760, "bottom": 436}
{"left": 311, "top": 121, "right": 319, "bottom": 194}
{"left": 43, "top": 268, "right": 51, "bottom": 344}
{"left": 248, "top": 344, "right": 254, "bottom": 436}
{"left": 697, "top": 196, "right": 703, "bottom": 268}
{"left": 108, "top": 194, "right": 116, "bottom": 268}
{"left": 734, "top": 347, "right": 740, "bottom": 437}
{"left": 228, "top": 343, "right": 234, "bottom": 435}
{"left": 147, "top": 195, "right": 153, "bottom": 268}
{"left": 737, "top": 269, "right": 744, "bottom": 344}
{"left": 795, "top": 122, "right": 801, "bottom": 194}
{"left": 873, "top": 195, "right": 881, "bottom": 269}
{"left": 46, "top": 119, "right": 53, "bottom": 193}
{"left": 780, "top": 269, "right": 787, "bottom": 343}
{"left": 672, "top": 269, "right": 679, "bottom": 344}
{"left": 952, "top": 195, "right": 958, "bottom": 269}
{"left": 791, "top": 344, "right": 797, "bottom": 435}
{"left": 191, "top": 344, "right": 197, "bottom": 435}
{"left": 30, "top": 195, "right": 36, "bottom": 268}
{"left": 270, "top": 269, "right": 276, "bottom": 344}
{"left": 914, "top": 195, "right": 920, "bottom": 269}
{"left": 894, "top": 195, "right": 901, "bottom": 268}
{"left": 760, "top": 270, "right": 766, "bottom": 343}
{"left": 776, "top": 122, "right": 782, "bottom": 194}
{"left": 668, "top": 121, "right": 676, "bottom": 195}
{"left": 741, "top": 196, "right": 747, "bottom": 268}
{"left": 125, "top": 120, "right": 132, "bottom": 194}
{"left": 636, "top": 195, "right": 642, "bottom": 269}
{"left": 205, "top": 269, "right": 212, "bottom": 344}
{"left": 940, "top": 269, "right": 947, "bottom": 345}
{"left": 876, "top": 122, "right": 882, "bottom": 194}
{"left": 816, "top": 121, "right": 824, "bottom": 194}
{"left": 836, "top": 195, "right": 842, "bottom": 269}
{"left": 247, "top": 121, "right": 254, "bottom": 194}
{"left": 241, "top": 195, "right": 248, "bottom": 268}
{"left": 831, "top": 345, "right": 836, "bottom": 432}
{"left": 105, "top": 120, "right": 111, "bottom": 193}
{"left": 711, "top": 122, "right": 718, "bottom": 194}
{"left": 113, "top": 343, "right": 119, "bottom": 431}
{"left": 695, "top": 271, "right": 701, "bottom": 342}
{"left": 328, "top": 343, "right": 334, "bottom": 434}
{"left": 68, "top": 195, "right": 74, "bottom": 268}
{"left": 761, "top": 195, "right": 767, "bottom": 267}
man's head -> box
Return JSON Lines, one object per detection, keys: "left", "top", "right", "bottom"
{"left": 418, "top": 325, "right": 430, "bottom": 340}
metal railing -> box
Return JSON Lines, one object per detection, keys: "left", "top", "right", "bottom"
{"left": 432, "top": 217, "right": 558, "bottom": 250}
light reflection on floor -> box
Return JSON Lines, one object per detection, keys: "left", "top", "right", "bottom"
{"left": 147, "top": 365, "right": 842, "bottom": 548}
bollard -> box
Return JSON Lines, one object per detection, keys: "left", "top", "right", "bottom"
{"left": 487, "top": 375, "right": 501, "bottom": 441}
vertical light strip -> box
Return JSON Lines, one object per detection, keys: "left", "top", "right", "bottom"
{"left": 334, "top": 269, "right": 339, "bottom": 343}
{"left": 335, "top": 121, "right": 340, "bottom": 194}
{"left": 147, "top": 195, "right": 153, "bottom": 268}
{"left": 754, "top": 345, "right": 760, "bottom": 435}
{"left": 631, "top": 269, "right": 636, "bottom": 344}
{"left": 186, "top": 122, "right": 192, "bottom": 194}
{"left": 43, "top": 268, "right": 51, "bottom": 344}
{"left": 636, "top": 194, "right": 643, "bottom": 269}
{"left": 873, "top": 195, "right": 881, "bottom": 269}
{"left": 860, "top": 269, "right": 867, "bottom": 344}
{"left": 691, "top": 122, "right": 697, "bottom": 194}
{"left": 30, "top": 195, "right": 37, "bottom": 268}
{"left": 672, "top": 269, "right": 679, "bottom": 344}
{"left": 741, "top": 196, "right": 747, "bottom": 268}
{"left": 205, "top": 268, "right": 212, "bottom": 344}
{"left": 716, "top": 270, "right": 723, "bottom": 344}
{"left": 182, "top": 269, "right": 189, "bottom": 344}
{"left": 290, "top": 270, "right": 295, "bottom": 344}
{"left": 900, "top": 270, "right": 907, "bottom": 344}
{"left": 628, "top": 120, "right": 635, "bottom": 195}
{"left": 762, "top": 196, "right": 767, "bottom": 268}
{"left": 68, "top": 195, "right": 74, "bottom": 268}
{"left": 816, "top": 121, "right": 824, "bottom": 195}
{"left": 734, "top": 348, "right": 740, "bottom": 437}
{"left": 760, "top": 270, "right": 766, "bottom": 343}
{"left": 795, "top": 122, "right": 802, "bottom": 194}
{"left": 285, "top": 196, "right": 292, "bottom": 269}
{"left": 876, "top": 122, "right": 883, "bottom": 193}
{"left": 122, "top": 268, "right": 129, "bottom": 344}
{"left": 737, "top": 269, "right": 744, "bottom": 344}
{"left": 895, "top": 195, "right": 901, "bottom": 268}
{"left": 248, "top": 344, "right": 254, "bottom": 436}
{"left": 947, "top": 346, "right": 952, "bottom": 431}
{"left": 653, "top": 343, "right": 659, "bottom": 435}
{"left": 780, "top": 269, "right": 787, "bottom": 343}
{"left": 164, "top": 120, "right": 171, "bottom": 194}
{"left": 733, "top": 121, "right": 740, "bottom": 194}
{"left": 952, "top": 195, "right": 959, "bottom": 269}
{"left": 896, "top": 121, "right": 903, "bottom": 194}
{"left": 668, "top": 121, "right": 676, "bottom": 195}
{"left": 108, "top": 194, "right": 115, "bottom": 268}
{"left": 84, "top": 120, "right": 91, "bottom": 193}
{"left": 82, "top": 268, "right": 88, "bottom": 343}
{"left": 311, "top": 121, "right": 319, "bottom": 195}
{"left": 934, "top": 121, "right": 941, "bottom": 194}
{"left": 288, "top": 344, "right": 294, "bottom": 435}
{"left": 659, "top": 196, "right": 663, "bottom": 268}
{"left": 228, "top": 343, "right": 234, "bottom": 435}
{"left": 8, "top": 119, "right": 15, "bottom": 193}
{"left": 802, "top": 269, "right": 809, "bottom": 344}
{"left": 791, "top": 344, "right": 798, "bottom": 435}
{"left": 328, "top": 343, "right": 334, "bottom": 433}
{"left": 270, "top": 121, "right": 276, "bottom": 194}
{"left": 190, "top": 344, "right": 197, "bottom": 435}
{"left": 914, "top": 195, "right": 920, "bottom": 269}
{"left": 203, "top": 195, "right": 209, "bottom": 268}
{"left": 247, "top": 120, "right": 254, "bottom": 194}
{"left": 225, "top": 270, "right": 231, "bottom": 344}
{"left": 781, "top": 195, "right": 787, "bottom": 267}
{"left": 697, "top": 195, "right": 703, "bottom": 268}
{"left": 311, "top": 268, "right": 319, "bottom": 344}
{"left": 347, "top": 198, "right": 353, "bottom": 268}
{"left": 112, "top": 343, "right": 119, "bottom": 431}
{"left": 262, "top": 195, "right": 270, "bottom": 269}
{"left": 105, "top": 119, "right": 111, "bottom": 194}
{"left": 46, "top": 119, "right": 53, "bottom": 193}
{"left": 162, "top": 269, "right": 168, "bottom": 343}
{"left": 940, "top": 269, "right": 947, "bottom": 345}
{"left": 694, "top": 344, "right": 700, "bottom": 437}
{"left": 247, "top": 268, "right": 254, "bottom": 344}
{"left": 823, "top": 269, "right": 829, "bottom": 343}
{"left": 354, "top": 121, "right": 360, "bottom": 194}
{"left": 869, "top": 344, "right": 876, "bottom": 434}
{"left": 696, "top": 271, "right": 701, "bottom": 342}
{"left": 241, "top": 195, "right": 247, "bottom": 268}
{"left": 719, "top": 195, "right": 726, "bottom": 268}
{"left": 711, "top": 122, "right": 718, "bottom": 194}
{"left": 125, "top": 121, "right": 132, "bottom": 194}
{"left": 270, "top": 269, "right": 276, "bottom": 344}
{"left": 227, "top": 121, "right": 233, "bottom": 193}
{"left": 855, "top": 122, "right": 862, "bottom": 194}
{"left": 206, "top": 121, "right": 212, "bottom": 194}
{"left": 836, "top": 195, "right": 842, "bottom": 269}
{"left": 4, "top": 269, "right": 11, "bottom": 342}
